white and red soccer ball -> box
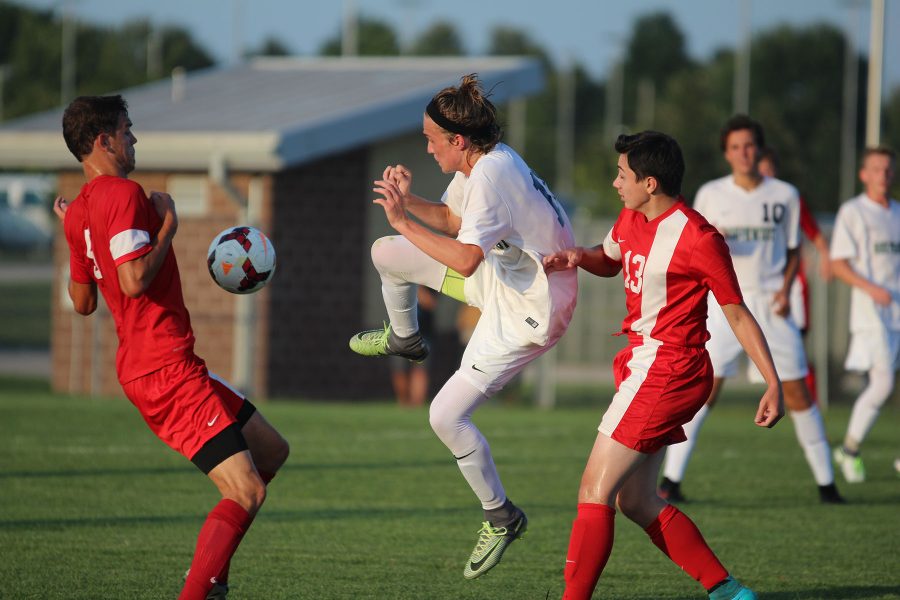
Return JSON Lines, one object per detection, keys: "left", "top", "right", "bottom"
{"left": 207, "top": 226, "right": 276, "bottom": 294}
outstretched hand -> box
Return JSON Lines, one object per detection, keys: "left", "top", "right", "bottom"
{"left": 383, "top": 164, "right": 412, "bottom": 200}
{"left": 754, "top": 385, "right": 784, "bottom": 428}
{"left": 543, "top": 248, "right": 583, "bottom": 273}
{"left": 373, "top": 177, "right": 408, "bottom": 231}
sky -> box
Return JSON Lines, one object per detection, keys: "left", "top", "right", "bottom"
{"left": 17, "top": 0, "right": 900, "bottom": 94}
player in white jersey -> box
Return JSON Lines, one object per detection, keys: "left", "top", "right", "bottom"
{"left": 659, "top": 115, "right": 843, "bottom": 504}
{"left": 349, "top": 74, "right": 578, "bottom": 579}
{"left": 830, "top": 147, "right": 900, "bottom": 483}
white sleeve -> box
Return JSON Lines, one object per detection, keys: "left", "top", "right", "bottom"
{"left": 830, "top": 203, "right": 860, "bottom": 261}
{"left": 440, "top": 172, "right": 466, "bottom": 218}
{"left": 455, "top": 175, "right": 513, "bottom": 256}
{"left": 601, "top": 226, "right": 621, "bottom": 261}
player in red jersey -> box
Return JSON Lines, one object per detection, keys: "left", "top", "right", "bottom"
{"left": 544, "top": 132, "right": 783, "bottom": 600}
{"left": 54, "top": 95, "right": 289, "bottom": 600}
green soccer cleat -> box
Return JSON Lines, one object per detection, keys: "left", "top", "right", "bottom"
{"left": 708, "top": 576, "right": 757, "bottom": 600}
{"left": 463, "top": 510, "right": 528, "bottom": 580}
{"left": 349, "top": 323, "right": 429, "bottom": 362}
{"left": 833, "top": 446, "right": 865, "bottom": 483}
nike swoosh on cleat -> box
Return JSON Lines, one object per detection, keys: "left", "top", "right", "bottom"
{"left": 469, "top": 543, "right": 501, "bottom": 571}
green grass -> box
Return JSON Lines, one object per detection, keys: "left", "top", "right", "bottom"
{"left": 1, "top": 377, "right": 899, "bottom": 599}
{"left": 0, "top": 281, "right": 51, "bottom": 348}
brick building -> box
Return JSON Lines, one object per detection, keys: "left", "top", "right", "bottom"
{"left": 0, "top": 57, "right": 542, "bottom": 400}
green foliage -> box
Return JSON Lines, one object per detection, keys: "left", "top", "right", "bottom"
{"left": 1, "top": 380, "right": 899, "bottom": 598}
{"left": 409, "top": 21, "right": 464, "bottom": 56}
{"left": 0, "top": 1, "right": 214, "bottom": 121}
{"left": 319, "top": 17, "right": 400, "bottom": 56}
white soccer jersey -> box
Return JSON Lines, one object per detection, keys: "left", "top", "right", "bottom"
{"left": 830, "top": 194, "right": 900, "bottom": 332}
{"left": 441, "top": 143, "right": 577, "bottom": 347}
{"left": 693, "top": 176, "right": 800, "bottom": 295}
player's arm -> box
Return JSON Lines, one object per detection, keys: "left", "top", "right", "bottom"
{"left": 68, "top": 280, "right": 97, "bottom": 315}
{"left": 720, "top": 302, "right": 784, "bottom": 428}
{"left": 831, "top": 259, "right": 893, "bottom": 306}
{"left": 117, "top": 191, "right": 178, "bottom": 298}
{"left": 374, "top": 177, "right": 482, "bottom": 275}
{"left": 380, "top": 165, "right": 461, "bottom": 237}
{"left": 772, "top": 246, "right": 800, "bottom": 317}
{"left": 543, "top": 245, "right": 622, "bottom": 277}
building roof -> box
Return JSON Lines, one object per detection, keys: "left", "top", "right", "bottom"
{"left": 0, "top": 56, "right": 543, "bottom": 172}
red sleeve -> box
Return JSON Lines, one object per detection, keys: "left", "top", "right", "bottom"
{"left": 798, "top": 196, "right": 821, "bottom": 240}
{"left": 691, "top": 230, "right": 743, "bottom": 306}
{"left": 106, "top": 182, "right": 153, "bottom": 266}
{"left": 63, "top": 201, "right": 94, "bottom": 285}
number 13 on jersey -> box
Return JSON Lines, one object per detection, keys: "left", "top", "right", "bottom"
{"left": 623, "top": 250, "right": 645, "bottom": 294}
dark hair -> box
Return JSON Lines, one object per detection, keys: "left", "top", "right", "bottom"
{"left": 719, "top": 114, "right": 765, "bottom": 152}
{"left": 62, "top": 95, "right": 129, "bottom": 162}
{"left": 757, "top": 146, "right": 780, "bottom": 171}
{"left": 428, "top": 73, "right": 502, "bottom": 154}
{"left": 860, "top": 146, "right": 896, "bottom": 167}
{"left": 614, "top": 131, "right": 685, "bottom": 196}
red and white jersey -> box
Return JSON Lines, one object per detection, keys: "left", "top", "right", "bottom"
{"left": 602, "top": 202, "right": 743, "bottom": 347}
{"left": 693, "top": 175, "right": 800, "bottom": 295}
{"left": 63, "top": 175, "right": 195, "bottom": 383}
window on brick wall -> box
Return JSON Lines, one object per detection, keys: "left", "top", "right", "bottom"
{"left": 167, "top": 175, "right": 209, "bottom": 217}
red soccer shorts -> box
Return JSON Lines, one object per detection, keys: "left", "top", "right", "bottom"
{"left": 122, "top": 355, "right": 246, "bottom": 460}
{"left": 599, "top": 340, "right": 713, "bottom": 453}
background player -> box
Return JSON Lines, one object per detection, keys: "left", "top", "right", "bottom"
{"left": 659, "top": 115, "right": 843, "bottom": 504}
{"left": 830, "top": 147, "right": 900, "bottom": 482}
{"left": 757, "top": 147, "right": 831, "bottom": 402}
{"left": 55, "top": 95, "right": 289, "bottom": 600}
{"left": 544, "top": 131, "right": 782, "bottom": 600}
{"left": 349, "top": 74, "right": 578, "bottom": 579}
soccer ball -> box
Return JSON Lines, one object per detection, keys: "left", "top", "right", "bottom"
{"left": 207, "top": 226, "right": 276, "bottom": 294}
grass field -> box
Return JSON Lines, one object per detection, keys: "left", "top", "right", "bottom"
{"left": 1, "top": 376, "right": 899, "bottom": 600}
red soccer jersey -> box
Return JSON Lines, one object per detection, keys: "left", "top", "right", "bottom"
{"left": 798, "top": 196, "right": 821, "bottom": 241}
{"left": 602, "top": 202, "right": 743, "bottom": 347}
{"left": 63, "top": 175, "right": 195, "bottom": 383}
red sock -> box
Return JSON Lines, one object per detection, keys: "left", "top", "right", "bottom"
{"left": 562, "top": 503, "right": 616, "bottom": 600}
{"left": 216, "top": 471, "right": 275, "bottom": 585}
{"left": 179, "top": 499, "right": 253, "bottom": 600}
{"left": 645, "top": 504, "right": 728, "bottom": 590}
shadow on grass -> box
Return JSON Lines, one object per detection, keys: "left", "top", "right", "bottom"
{"left": 760, "top": 585, "right": 900, "bottom": 599}
{"left": 0, "top": 458, "right": 456, "bottom": 481}
{"left": 0, "top": 505, "right": 477, "bottom": 531}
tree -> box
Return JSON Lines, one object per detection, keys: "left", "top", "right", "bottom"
{"left": 247, "top": 36, "right": 293, "bottom": 58}
{"left": 319, "top": 17, "right": 400, "bottom": 56}
{"left": 409, "top": 21, "right": 464, "bottom": 56}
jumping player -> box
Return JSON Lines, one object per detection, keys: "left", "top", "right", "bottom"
{"left": 544, "top": 131, "right": 782, "bottom": 600}
{"left": 659, "top": 115, "right": 843, "bottom": 504}
{"left": 54, "top": 95, "right": 289, "bottom": 600}
{"left": 349, "top": 74, "right": 578, "bottom": 578}
{"left": 830, "top": 147, "right": 900, "bottom": 482}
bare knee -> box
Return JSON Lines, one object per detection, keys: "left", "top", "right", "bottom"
{"left": 616, "top": 489, "right": 664, "bottom": 528}
{"left": 226, "top": 474, "right": 267, "bottom": 515}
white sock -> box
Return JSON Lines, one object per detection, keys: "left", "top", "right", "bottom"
{"left": 847, "top": 367, "right": 894, "bottom": 448}
{"left": 662, "top": 404, "right": 711, "bottom": 482}
{"left": 429, "top": 372, "right": 506, "bottom": 509}
{"left": 370, "top": 236, "right": 446, "bottom": 338}
{"left": 789, "top": 404, "right": 834, "bottom": 486}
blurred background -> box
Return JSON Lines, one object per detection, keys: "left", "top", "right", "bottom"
{"left": 0, "top": 0, "right": 897, "bottom": 405}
